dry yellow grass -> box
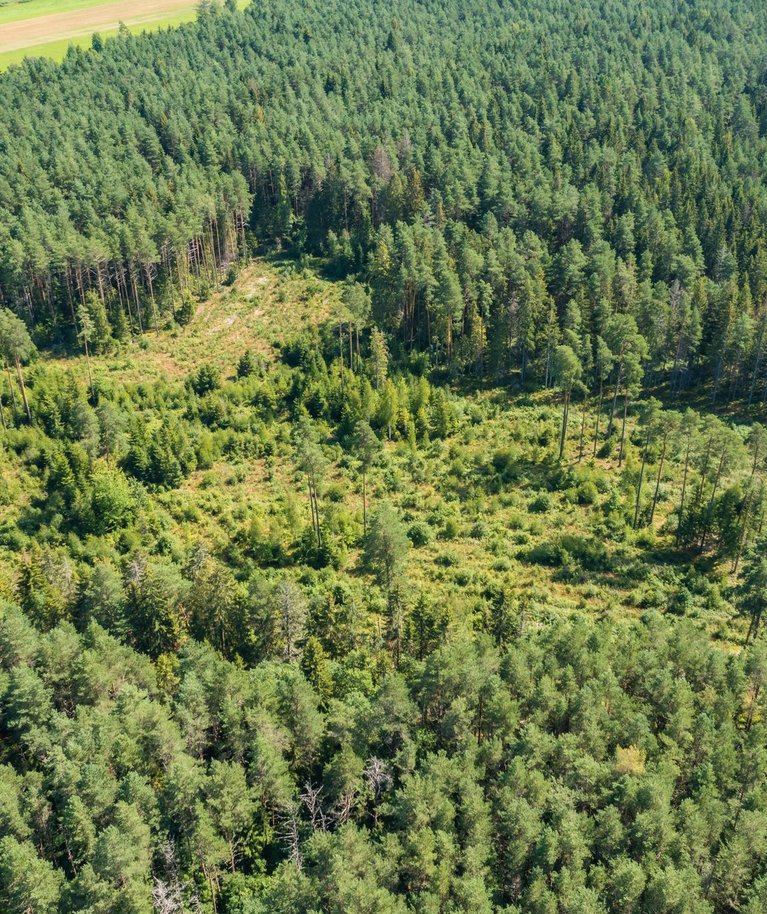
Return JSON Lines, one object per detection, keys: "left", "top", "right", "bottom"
{"left": 46, "top": 259, "right": 342, "bottom": 386}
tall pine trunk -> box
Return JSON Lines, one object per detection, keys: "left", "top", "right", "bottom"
{"left": 14, "top": 355, "right": 31, "bottom": 422}
{"left": 649, "top": 435, "right": 668, "bottom": 525}
{"left": 618, "top": 395, "right": 629, "bottom": 467}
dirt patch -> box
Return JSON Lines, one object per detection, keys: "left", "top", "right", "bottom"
{"left": 0, "top": 0, "right": 195, "bottom": 51}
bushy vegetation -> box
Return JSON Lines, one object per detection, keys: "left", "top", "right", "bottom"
{"left": 0, "top": 257, "right": 764, "bottom": 913}
{"left": 1, "top": 0, "right": 767, "bottom": 911}
{"left": 4, "top": 599, "right": 767, "bottom": 914}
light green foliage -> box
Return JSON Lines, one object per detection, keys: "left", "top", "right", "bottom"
{"left": 363, "top": 502, "right": 409, "bottom": 595}
{"left": 0, "top": 0, "right": 766, "bottom": 911}
{"left": 0, "top": 835, "right": 63, "bottom": 914}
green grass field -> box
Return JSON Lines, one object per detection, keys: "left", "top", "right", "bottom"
{"left": 0, "top": 0, "right": 116, "bottom": 27}
{"left": 0, "top": 0, "right": 248, "bottom": 69}
{"left": 0, "top": 15, "right": 189, "bottom": 68}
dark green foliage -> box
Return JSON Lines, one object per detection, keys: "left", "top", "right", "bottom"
{"left": 407, "top": 521, "right": 433, "bottom": 547}
{"left": 363, "top": 503, "right": 409, "bottom": 594}
{"left": 0, "top": 0, "right": 764, "bottom": 407}
{"left": 2, "top": 0, "right": 767, "bottom": 910}
{"left": 237, "top": 350, "right": 257, "bottom": 379}
{"left": 0, "top": 603, "right": 765, "bottom": 913}
{"left": 191, "top": 365, "right": 221, "bottom": 397}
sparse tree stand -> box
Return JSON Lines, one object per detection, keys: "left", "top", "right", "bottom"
{"left": 0, "top": 372, "right": 6, "bottom": 430}
{"left": 733, "top": 424, "right": 767, "bottom": 573}
{"left": 699, "top": 427, "right": 742, "bottom": 553}
{"left": 633, "top": 399, "right": 660, "bottom": 528}
{"left": 604, "top": 316, "right": 647, "bottom": 456}
{"left": 552, "top": 345, "right": 582, "bottom": 460}
{"left": 617, "top": 352, "right": 644, "bottom": 468}
{"left": 3, "top": 361, "right": 18, "bottom": 422}
{"left": 743, "top": 641, "right": 767, "bottom": 735}
{"left": 369, "top": 326, "right": 389, "bottom": 391}
{"left": 0, "top": 308, "right": 36, "bottom": 423}
{"left": 592, "top": 336, "right": 614, "bottom": 457}
{"left": 363, "top": 503, "right": 409, "bottom": 664}
{"left": 274, "top": 578, "right": 308, "bottom": 662}
{"left": 738, "top": 535, "right": 767, "bottom": 644}
{"left": 342, "top": 281, "right": 371, "bottom": 374}
{"left": 633, "top": 402, "right": 679, "bottom": 530}
{"left": 648, "top": 411, "right": 680, "bottom": 526}
{"left": 576, "top": 381, "right": 589, "bottom": 462}
{"left": 674, "top": 410, "right": 699, "bottom": 545}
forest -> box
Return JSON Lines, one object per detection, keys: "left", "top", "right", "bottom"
{"left": 1, "top": 0, "right": 767, "bottom": 912}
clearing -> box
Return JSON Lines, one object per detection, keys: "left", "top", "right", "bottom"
{"left": 36, "top": 258, "right": 741, "bottom": 646}
{"left": 46, "top": 258, "right": 342, "bottom": 384}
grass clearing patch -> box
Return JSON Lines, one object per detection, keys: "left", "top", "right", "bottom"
{"left": 0, "top": 0, "right": 247, "bottom": 67}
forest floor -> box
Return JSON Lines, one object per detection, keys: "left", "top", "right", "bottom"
{"left": 0, "top": 0, "right": 248, "bottom": 67}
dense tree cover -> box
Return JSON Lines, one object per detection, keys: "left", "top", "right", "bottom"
{"left": 0, "top": 0, "right": 766, "bottom": 408}
{"left": 4, "top": 597, "right": 767, "bottom": 914}
{"left": 2, "top": 0, "right": 767, "bottom": 909}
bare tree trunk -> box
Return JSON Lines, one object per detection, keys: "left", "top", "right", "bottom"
{"left": 83, "top": 339, "right": 95, "bottom": 402}
{"left": 145, "top": 264, "right": 159, "bottom": 333}
{"left": 5, "top": 365, "right": 18, "bottom": 419}
{"left": 649, "top": 434, "right": 668, "bottom": 525}
{"left": 558, "top": 391, "right": 570, "bottom": 460}
{"left": 618, "top": 395, "right": 629, "bottom": 467}
{"left": 699, "top": 450, "right": 726, "bottom": 552}
{"left": 14, "top": 355, "right": 31, "bottom": 422}
{"left": 733, "top": 445, "right": 763, "bottom": 573}
{"left": 607, "top": 363, "right": 623, "bottom": 437}
{"left": 593, "top": 378, "right": 604, "bottom": 457}
{"left": 633, "top": 434, "right": 649, "bottom": 528}
{"left": 578, "top": 395, "right": 587, "bottom": 463}
{"left": 676, "top": 440, "right": 692, "bottom": 546}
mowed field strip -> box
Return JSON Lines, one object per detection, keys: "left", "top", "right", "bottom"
{"left": 0, "top": 0, "right": 197, "bottom": 51}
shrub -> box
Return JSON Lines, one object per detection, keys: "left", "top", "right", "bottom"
{"left": 325, "top": 482, "right": 346, "bottom": 503}
{"left": 492, "top": 448, "right": 516, "bottom": 474}
{"left": 577, "top": 480, "right": 599, "bottom": 505}
{"left": 408, "top": 521, "right": 433, "bottom": 547}
{"left": 440, "top": 516, "right": 461, "bottom": 540}
{"left": 435, "top": 551, "right": 459, "bottom": 567}
{"left": 597, "top": 438, "right": 614, "bottom": 458}
{"left": 177, "top": 296, "right": 195, "bottom": 325}
{"left": 529, "top": 493, "right": 552, "bottom": 513}
{"left": 558, "top": 534, "right": 610, "bottom": 571}
{"left": 190, "top": 364, "right": 221, "bottom": 396}
{"left": 527, "top": 535, "right": 610, "bottom": 572}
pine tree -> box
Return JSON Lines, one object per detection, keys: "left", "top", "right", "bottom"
{"left": 0, "top": 309, "right": 35, "bottom": 422}
{"left": 354, "top": 420, "right": 381, "bottom": 534}
{"left": 552, "top": 345, "right": 582, "bottom": 460}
